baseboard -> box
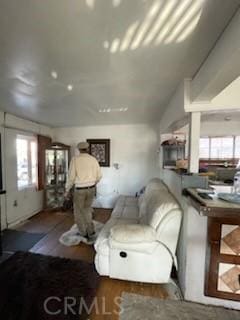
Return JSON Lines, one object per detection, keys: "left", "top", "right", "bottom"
{"left": 6, "top": 209, "right": 43, "bottom": 229}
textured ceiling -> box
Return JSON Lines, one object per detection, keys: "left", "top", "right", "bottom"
{"left": 0, "top": 0, "right": 239, "bottom": 127}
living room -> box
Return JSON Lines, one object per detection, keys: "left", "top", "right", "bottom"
{"left": 0, "top": 1, "right": 240, "bottom": 319}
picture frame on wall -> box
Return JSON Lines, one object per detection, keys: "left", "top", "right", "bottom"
{"left": 87, "top": 139, "right": 110, "bottom": 167}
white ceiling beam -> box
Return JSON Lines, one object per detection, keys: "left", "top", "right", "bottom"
{"left": 184, "top": 78, "right": 240, "bottom": 112}
{"left": 159, "top": 81, "right": 186, "bottom": 134}
{"left": 191, "top": 8, "right": 240, "bottom": 102}
{"left": 185, "top": 101, "right": 240, "bottom": 112}
{"left": 188, "top": 112, "right": 201, "bottom": 173}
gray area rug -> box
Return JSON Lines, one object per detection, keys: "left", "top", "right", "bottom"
{"left": 162, "top": 281, "right": 182, "bottom": 300}
{"left": 119, "top": 293, "right": 240, "bottom": 320}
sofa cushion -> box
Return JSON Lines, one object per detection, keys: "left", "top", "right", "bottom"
{"left": 112, "top": 195, "right": 139, "bottom": 219}
{"left": 122, "top": 206, "right": 139, "bottom": 219}
{"left": 94, "top": 217, "right": 139, "bottom": 254}
{"left": 96, "top": 238, "right": 110, "bottom": 256}
{"left": 114, "top": 195, "right": 138, "bottom": 207}
{"left": 110, "top": 237, "right": 159, "bottom": 254}
{"left": 110, "top": 224, "right": 157, "bottom": 243}
{"left": 112, "top": 205, "right": 139, "bottom": 219}
{"left": 112, "top": 205, "right": 124, "bottom": 218}
{"left": 114, "top": 195, "right": 126, "bottom": 207}
{"left": 139, "top": 197, "right": 147, "bottom": 217}
{"left": 137, "top": 193, "right": 144, "bottom": 207}
{"left": 95, "top": 218, "right": 118, "bottom": 254}
{"left": 141, "top": 190, "right": 179, "bottom": 229}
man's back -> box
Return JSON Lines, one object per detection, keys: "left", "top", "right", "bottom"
{"left": 66, "top": 153, "right": 102, "bottom": 191}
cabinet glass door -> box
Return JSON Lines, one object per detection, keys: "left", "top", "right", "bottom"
{"left": 45, "top": 147, "right": 69, "bottom": 209}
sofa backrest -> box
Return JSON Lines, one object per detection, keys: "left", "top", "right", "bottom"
{"left": 139, "top": 178, "right": 169, "bottom": 218}
{"left": 139, "top": 178, "right": 182, "bottom": 256}
{"left": 144, "top": 178, "right": 168, "bottom": 196}
{"left": 140, "top": 189, "right": 179, "bottom": 228}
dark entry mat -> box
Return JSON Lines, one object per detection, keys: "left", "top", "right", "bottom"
{"left": 0, "top": 252, "right": 13, "bottom": 264}
{"left": 2, "top": 229, "right": 45, "bottom": 252}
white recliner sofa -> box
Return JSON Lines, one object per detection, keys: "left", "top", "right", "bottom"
{"left": 94, "top": 178, "right": 182, "bottom": 284}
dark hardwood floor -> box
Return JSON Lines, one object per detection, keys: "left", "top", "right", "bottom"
{"left": 14, "top": 208, "right": 169, "bottom": 319}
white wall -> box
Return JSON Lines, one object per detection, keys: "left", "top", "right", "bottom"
{"left": 53, "top": 124, "right": 160, "bottom": 208}
{"left": 0, "top": 112, "right": 53, "bottom": 229}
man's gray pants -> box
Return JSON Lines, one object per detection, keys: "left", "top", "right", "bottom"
{"left": 73, "top": 187, "right": 95, "bottom": 237}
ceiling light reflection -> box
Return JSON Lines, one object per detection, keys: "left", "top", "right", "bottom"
{"left": 155, "top": 0, "right": 191, "bottom": 45}
{"left": 86, "top": 0, "right": 95, "bottom": 9}
{"left": 110, "top": 38, "right": 120, "bottom": 53}
{"left": 143, "top": 0, "right": 177, "bottom": 46}
{"left": 99, "top": 108, "right": 128, "bottom": 113}
{"left": 120, "top": 22, "right": 139, "bottom": 52}
{"left": 131, "top": 1, "right": 161, "bottom": 50}
{"left": 113, "top": 0, "right": 122, "bottom": 7}
{"left": 108, "top": 0, "right": 204, "bottom": 53}
{"left": 176, "top": 11, "right": 202, "bottom": 42}
{"left": 164, "top": 0, "right": 203, "bottom": 44}
{"left": 103, "top": 41, "right": 109, "bottom": 49}
{"left": 51, "top": 70, "right": 58, "bottom": 79}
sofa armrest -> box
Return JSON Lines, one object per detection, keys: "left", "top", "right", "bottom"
{"left": 110, "top": 224, "right": 157, "bottom": 244}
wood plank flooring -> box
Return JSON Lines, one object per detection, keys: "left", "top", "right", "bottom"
{"left": 14, "top": 208, "right": 169, "bottom": 319}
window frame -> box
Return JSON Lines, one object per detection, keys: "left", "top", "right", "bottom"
{"left": 16, "top": 134, "right": 38, "bottom": 191}
{"left": 199, "top": 135, "right": 239, "bottom": 160}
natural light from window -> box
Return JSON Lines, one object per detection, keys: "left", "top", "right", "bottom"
{"left": 17, "top": 135, "right": 38, "bottom": 190}
{"left": 104, "top": 0, "right": 204, "bottom": 53}
{"left": 199, "top": 136, "right": 240, "bottom": 160}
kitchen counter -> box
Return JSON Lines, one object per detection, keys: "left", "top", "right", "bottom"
{"left": 186, "top": 186, "right": 240, "bottom": 302}
{"left": 186, "top": 186, "right": 240, "bottom": 218}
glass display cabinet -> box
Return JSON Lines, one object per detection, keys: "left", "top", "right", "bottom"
{"left": 45, "top": 142, "right": 70, "bottom": 210}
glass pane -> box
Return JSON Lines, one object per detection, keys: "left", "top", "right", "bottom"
{"left": 221, "top": 137, "right": 234, "bottom": 159}
{"left": 56, "top": 150, "right": 65, "bottom": 185}
{"left": 199, "top": 138, "right": 209, "bottom": 158}
{"left": 31, "top": 141, "right": 37, "bottom": 184}
{"left": 235, "top": 136, "right": 240, "bottom": 158}
{"left": 17, "top": 139, "right": 29, "bottom": 188}
{"left": 210, "top": 137, "right": 233, "bottom": 159}
{"left": 46, "top": 150, "right": 55, "bottom": 186}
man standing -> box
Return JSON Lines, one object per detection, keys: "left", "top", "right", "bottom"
{"left": 65, "top": 141, "right": 102, "bottom": 244}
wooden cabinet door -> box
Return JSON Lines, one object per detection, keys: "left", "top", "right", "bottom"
{"left": 38, "top": 135, "right": 52, "bottom": 190}
{"left": 205, "top": 217, "right": 240, "bottom": 301}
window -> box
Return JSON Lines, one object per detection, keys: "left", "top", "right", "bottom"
{"left": 199, "top": 138, "right": 210, "bottom": 159}
{"left": 199, "top": 136, "right": 240, "bottom": 160}
{"left": 211, "top": 137, "right": 234, "bottom": 159}
{"left": 235, "top": 136, "right": 240, "bottom": 158}
{"left": 17, "top": 134, "right": 38, "bottom": 189}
